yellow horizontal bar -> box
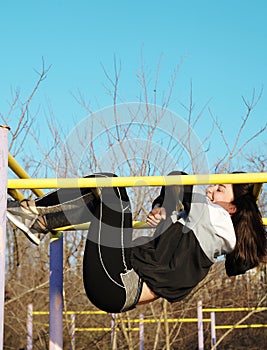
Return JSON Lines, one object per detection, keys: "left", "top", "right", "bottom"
{"left": 31, "top": 312, "right": 208, "bottom": 323}
{"left": 53, "top": 220, "right": 149, "bottom": 232}
{"left": 202, "top": 307, "right": 267, "bottom": 312}
{"left": 7, "top": 173, "right": 267, "bottom": 189}
{"left": 53, "top": 223, "right": 90, "bottom": 231}
{"left": 74, "top": 327, "right": 140, "bottom": 332}
{"left": 33, "top": 310, "right": 107, "bottom": 315}
{"left": 75, "top": 328, "right": 112, "bottom": 332}
{"left": 75, "top": 325, "right": 267, "bottom": 331}
{"left": 123, "top": 318, "right": 211, "bottom": 323}
{"left": 64, "top": 310, "right": 106, "bottom": 315}
{"left": 30, "top": 322, "right": 267, "bottom": 331}
{"left": 33, "top": 309, "right": 267, "bottom": 318}
{"left": 216, "top": 324, "right": 267, "bottom": 329}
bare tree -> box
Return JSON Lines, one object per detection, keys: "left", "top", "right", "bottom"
{"left": 3, "top": 57, "right": 266, "bottom": 349}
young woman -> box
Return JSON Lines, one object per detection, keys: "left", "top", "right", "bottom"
{"left": 7, "top": 172, "right": 267, "bottom": 313}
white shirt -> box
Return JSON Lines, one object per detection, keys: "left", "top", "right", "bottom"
{"left": 177, "top": 185, "right": 236, "bottom": 262}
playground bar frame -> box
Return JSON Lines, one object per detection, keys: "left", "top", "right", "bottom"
{"left": 3, "top": 153, "right": 267, "bottom": 348}
{"left": 7, "top": 172, "right": 267, "bottom": 189}
{"left": 26, "top": 306, "right": 267, "bottom": 348}
{"left": 8, "top": 153, "right": 44, "bottom": 198}
{"left": 6, "top": 154, "right": 64, "bottom": 350}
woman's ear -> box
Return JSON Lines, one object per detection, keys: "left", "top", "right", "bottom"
{"left": 228, "top": 203, "right": 237, "bottom": 215}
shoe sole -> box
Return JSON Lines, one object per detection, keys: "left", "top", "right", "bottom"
{"left": 6, "top": 211, "right": 40, "bottom": 246}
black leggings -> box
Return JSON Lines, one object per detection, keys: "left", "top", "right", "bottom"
{"left": 36, "top": 173, "right": 136, "bottom": 313}
{"left": 82, "top": 175, "right": 135, "bottom": 313}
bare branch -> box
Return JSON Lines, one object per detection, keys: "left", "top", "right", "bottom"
{"left": 211, "top": 296, "right": 266, "bottom": 350}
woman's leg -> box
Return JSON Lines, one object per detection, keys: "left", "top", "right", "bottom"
{"left": 83, "top": 175, "right": 141, "bottom": 313}
{"left": 152, "top": 171, "right": 193, "bottom": 215}
{"left": 8, "top": 174, "right": 107, "bottom": 233}
{"left": 34, "top": 174, "right": 104, "bottom": 229}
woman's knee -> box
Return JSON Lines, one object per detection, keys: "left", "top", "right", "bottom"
{"left": 167, "top": 170, "right": 188, "bottom": 176}
{"left": 84, "top": 172, "right": 118, "bottom": 178}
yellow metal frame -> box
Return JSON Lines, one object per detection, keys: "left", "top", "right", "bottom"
{"left": 8, "top": 153, "right": 44, "bottom": 198}
{"left": 32, "top": 306, "right": 267, "bottom": 331}
{"left": 7, "top": 153, "right": 267, "bottom": 227}
{"left": 7, "top": 172, "right": 267, "bottom": 189}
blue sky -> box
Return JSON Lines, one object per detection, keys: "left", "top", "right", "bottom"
{"left": 1, "top": 0, "right": 266, "bottom": 171}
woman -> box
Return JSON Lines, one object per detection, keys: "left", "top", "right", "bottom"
{"left": 7, "top": 172, "right": 267, "bottom": 313}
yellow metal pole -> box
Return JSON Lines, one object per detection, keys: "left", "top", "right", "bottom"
{"left": 202, "top": 307, "right": 267, "bottom": 312}
{"left": 8, "top": 153, "right": 44, "bottom": 197}
{"left": 7, "top": 188, "right": 25, "bottom": 201}
{"left": 7, "top": 169, "right": 267, "bottom": 226}
{"left": 7, "top": 172, "right": 267, "bottom": 189}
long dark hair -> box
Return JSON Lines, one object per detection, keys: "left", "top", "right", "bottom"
{"left": 225, "top": 181, "right": 267, "bottom": 276}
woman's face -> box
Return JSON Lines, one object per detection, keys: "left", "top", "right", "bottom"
{"left": 206, "top": 184, "right": 236, "bottom": 214}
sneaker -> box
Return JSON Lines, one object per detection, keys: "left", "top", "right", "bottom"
{"left": 6, "top": 211, "right": 41, "bottom": 245}
{"left": 7, "top": 199, "right": 48, "bottom": 245}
